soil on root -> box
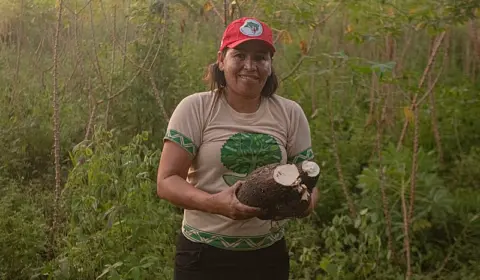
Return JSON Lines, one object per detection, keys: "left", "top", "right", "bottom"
{"left": 235, "top": 161, "right": 320, "bottom": 220}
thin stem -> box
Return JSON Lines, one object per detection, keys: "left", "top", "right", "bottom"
{"left": 376, "top": 91, "right": 395, "bottom": 261}
{"left": 326, "top": 79, "right": 356, "bottom": 218}
{"left": 280, "top": 1, "right": 342, "bottom": 82}
{"left": 401, "top": 175, "right": 412, "bottom": 280}
{"left": 397, "top": 31, "right": 446, "bottom": 151}
{"left": 50, "top": 0, "right": 64, "bottom": 260}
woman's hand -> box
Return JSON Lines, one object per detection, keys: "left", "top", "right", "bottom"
{"left": 207, "top": 181, "right": 264, "bottom": 220}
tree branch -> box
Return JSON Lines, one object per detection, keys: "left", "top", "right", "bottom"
{"left": 326, "top": 79, "right": 356, "bottom": 218}
{"left": 96, "top": 25, "right": 161, "bottom": 105}
{"left": 49, "top": 0, "right": 64, "bottom": 261}
{"left": 280, "top": 1, "right": 342, "bottom": 82}
{"left": 89, "top": 1, "right": 107, "bottom": 93}
{"left": 401, "top": 175, "right": 412, "bottom": 280}
{"left": 396, "top": 30, "right": 447, "bottom": 151}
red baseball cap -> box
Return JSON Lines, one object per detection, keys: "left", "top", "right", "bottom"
{"left": 219, "top": 17, "right": 275, "bottom": 54}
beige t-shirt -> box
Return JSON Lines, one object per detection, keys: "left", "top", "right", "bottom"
{"left": 163, "top": 91, "right": 314, "bottom": 251}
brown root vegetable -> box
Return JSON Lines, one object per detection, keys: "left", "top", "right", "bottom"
{"left": 235, "top": 160, "right": 320, "bottom": 220}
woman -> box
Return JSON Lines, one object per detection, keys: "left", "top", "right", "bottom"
{"left": 156, "top": 17, "right": 318, "bottom": 280}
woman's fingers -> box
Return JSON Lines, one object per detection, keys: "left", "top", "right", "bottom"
{"left": 228, "top": 183, "right": 265, "bottom": 219}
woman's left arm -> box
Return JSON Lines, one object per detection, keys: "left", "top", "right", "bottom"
{"left": 286, "top": 101, "right": 319, "bottom": 218}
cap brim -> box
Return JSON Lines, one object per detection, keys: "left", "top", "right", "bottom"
{"left": 225, "top": 38, "right": 276, "bottom": 54}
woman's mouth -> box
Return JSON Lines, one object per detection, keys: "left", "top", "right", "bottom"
{"left": 238, "top": 75, "right": 259, "bottom": 82}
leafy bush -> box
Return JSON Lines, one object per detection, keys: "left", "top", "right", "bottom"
{"left": 39, "top": 129, "right": 181, "bottom": 279}
{"left": 0, "top": 179, "right": 49, "bottom": 279}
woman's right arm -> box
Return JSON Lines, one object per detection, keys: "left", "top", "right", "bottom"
{"left": 156, "top": 140, "right": 214, "bottom": 212}
{"left": 156, "top": 140, "right": 263, "bottom": 220}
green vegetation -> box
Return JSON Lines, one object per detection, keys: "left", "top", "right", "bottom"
{"left": 1, "top": 0, "right": 479, "bottom": 279}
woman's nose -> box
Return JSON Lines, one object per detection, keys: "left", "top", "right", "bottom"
{"left": 243, "top": 57, "right": 255, "bottom": 70}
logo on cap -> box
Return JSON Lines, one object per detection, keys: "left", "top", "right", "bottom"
{"left": 239, "top": 19, "right": 263, "bottom": 37}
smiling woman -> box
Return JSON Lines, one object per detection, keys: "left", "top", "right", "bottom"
{"left": 156, "top": 17, "right": 318, "bottom": 280}
{"left": 219, "top": 41, "right": 274, "bottom": 97}
{"left": 204, "top": 20, "right": 279, "bottom": 111}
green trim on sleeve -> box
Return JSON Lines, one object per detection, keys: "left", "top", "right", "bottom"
{"left": 288, "top": 147, "right": 314, "bottom": 164}
{"left": 164, "top": 129, "right": 198, "bottom": 157}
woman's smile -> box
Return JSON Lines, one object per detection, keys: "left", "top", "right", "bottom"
{"left": 238, "top": 74, "right": 260, "bottom": 82}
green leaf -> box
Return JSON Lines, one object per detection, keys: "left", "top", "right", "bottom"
{"left": 470, "top": 214, "right": 479, "bottom": 222}
{"left": 96, "top": 262, "right": 123, "bottom": 280}
{"left": 319, "top": 257, "right": 338, "bottom": 276}
{"left": 131, "top": 267, "right": 140, "bottom": 280}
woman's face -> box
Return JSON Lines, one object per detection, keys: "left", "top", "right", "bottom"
{"left": 218, "top": 40, "right": 273, "bottom": 99}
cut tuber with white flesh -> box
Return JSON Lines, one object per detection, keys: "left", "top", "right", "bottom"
{"left": 300, "top": 160, "right": 321, "bottom": 191}
{"left": 273, "top": 164, "right": 300, "bottom": 186}
{"left": 235, "top": 160, "right": 320, "bottom": 220}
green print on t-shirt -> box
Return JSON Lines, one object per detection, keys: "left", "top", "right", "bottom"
{"left": 220, "top": 132, "right": 282, "bottom": 186}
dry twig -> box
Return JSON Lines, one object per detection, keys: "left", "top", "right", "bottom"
{"left": 280, "top": 2, "right": 342, "bottom": 82}
{"left": 401, "top": 176, "right": 412, "bottom": 280}
{"left": 326, "top": 79, "right": 356, "bottom": 218}
{"left": 50, "top": 0, "right": 64, "bottom": 260}
{"left": 375, "top": 89, "right": 395, "bottom": 261}
{"left": 396, "top": 30, "right": 447, "bottom": 150}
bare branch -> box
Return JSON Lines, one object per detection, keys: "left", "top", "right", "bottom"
{"left": 75, "top": 0, "right": 94, "bottom": 16}
{"left": 416, "top": 68, "right": 442, "bottom": 106}
{"left": 89, "top": 1, "right": 107, "bottom": 92}
{"left": 96, "top": 68, "right": 142, "bottom": 105}
{"left": 106, "top": 18, "right": 170, "bottom": 121}
{"left": 105, "top": 4, "right": 117, "bottom": 128}
{"left": 85, "top": 79, "right": 96, "bottom": 140}
{"left": 281, "top": 2, "right": 342, "bottom": 82}
{"left": 10, "top": 0, "right": 24, "bottom": 111}
{"left": 281, "top": 56, "right": 306, "bottom": 82}
{"left": 395, "top": 29, "right": 413, "bottom": 75}
{"left": 407, "top": 101, "right": 420, "bottom": 226}
{"left": 365, "top": 71, "right": 377, "bottom": 127}
{"left": 49, "top": 0, "right": 64, "bottom": 261}
{"left": 148, "top": 73, "right": 170, "bottom": 122}
{"left": 416, "top": 35, "right": 449, "bottom": 168}
{"left": 374, "top": 76, "right": 396, "bottom": 261}
{"left": 401, "top": 176, "right": 412, "bottom": 280}
{"left": 326, "top": 79, "right": 356, "bottom": 218}
{"left": 96, "top": 23, "right": 161, "bottom": 105}
{"left": 208, "top": 0, "right": 226, "bottom": 24}
{"left": 249, "top": 0, "right": 260, "bottom": 17}
{"left": 396, "top": 30, "right": 447, "bottom": 150}
{"left": 59, "top": 53, "right": 83, "bottom": 93}
{"left": 122, "top": 0, "right": 131, "bottom": 76}
{"left": 224, "top": 0, "right": 228, "bottom": 26}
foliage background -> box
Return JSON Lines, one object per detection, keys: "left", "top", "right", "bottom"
{"left": 1, "top": 0, "right": 479, "bottom": 279}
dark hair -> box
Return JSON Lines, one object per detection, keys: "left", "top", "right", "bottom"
{"left": 204, "top": 49, "right": 279, "bottom": 97}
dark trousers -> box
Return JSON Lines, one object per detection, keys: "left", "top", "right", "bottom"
{"left": 173, "top": 232, "right": 290, "bottom": 280}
